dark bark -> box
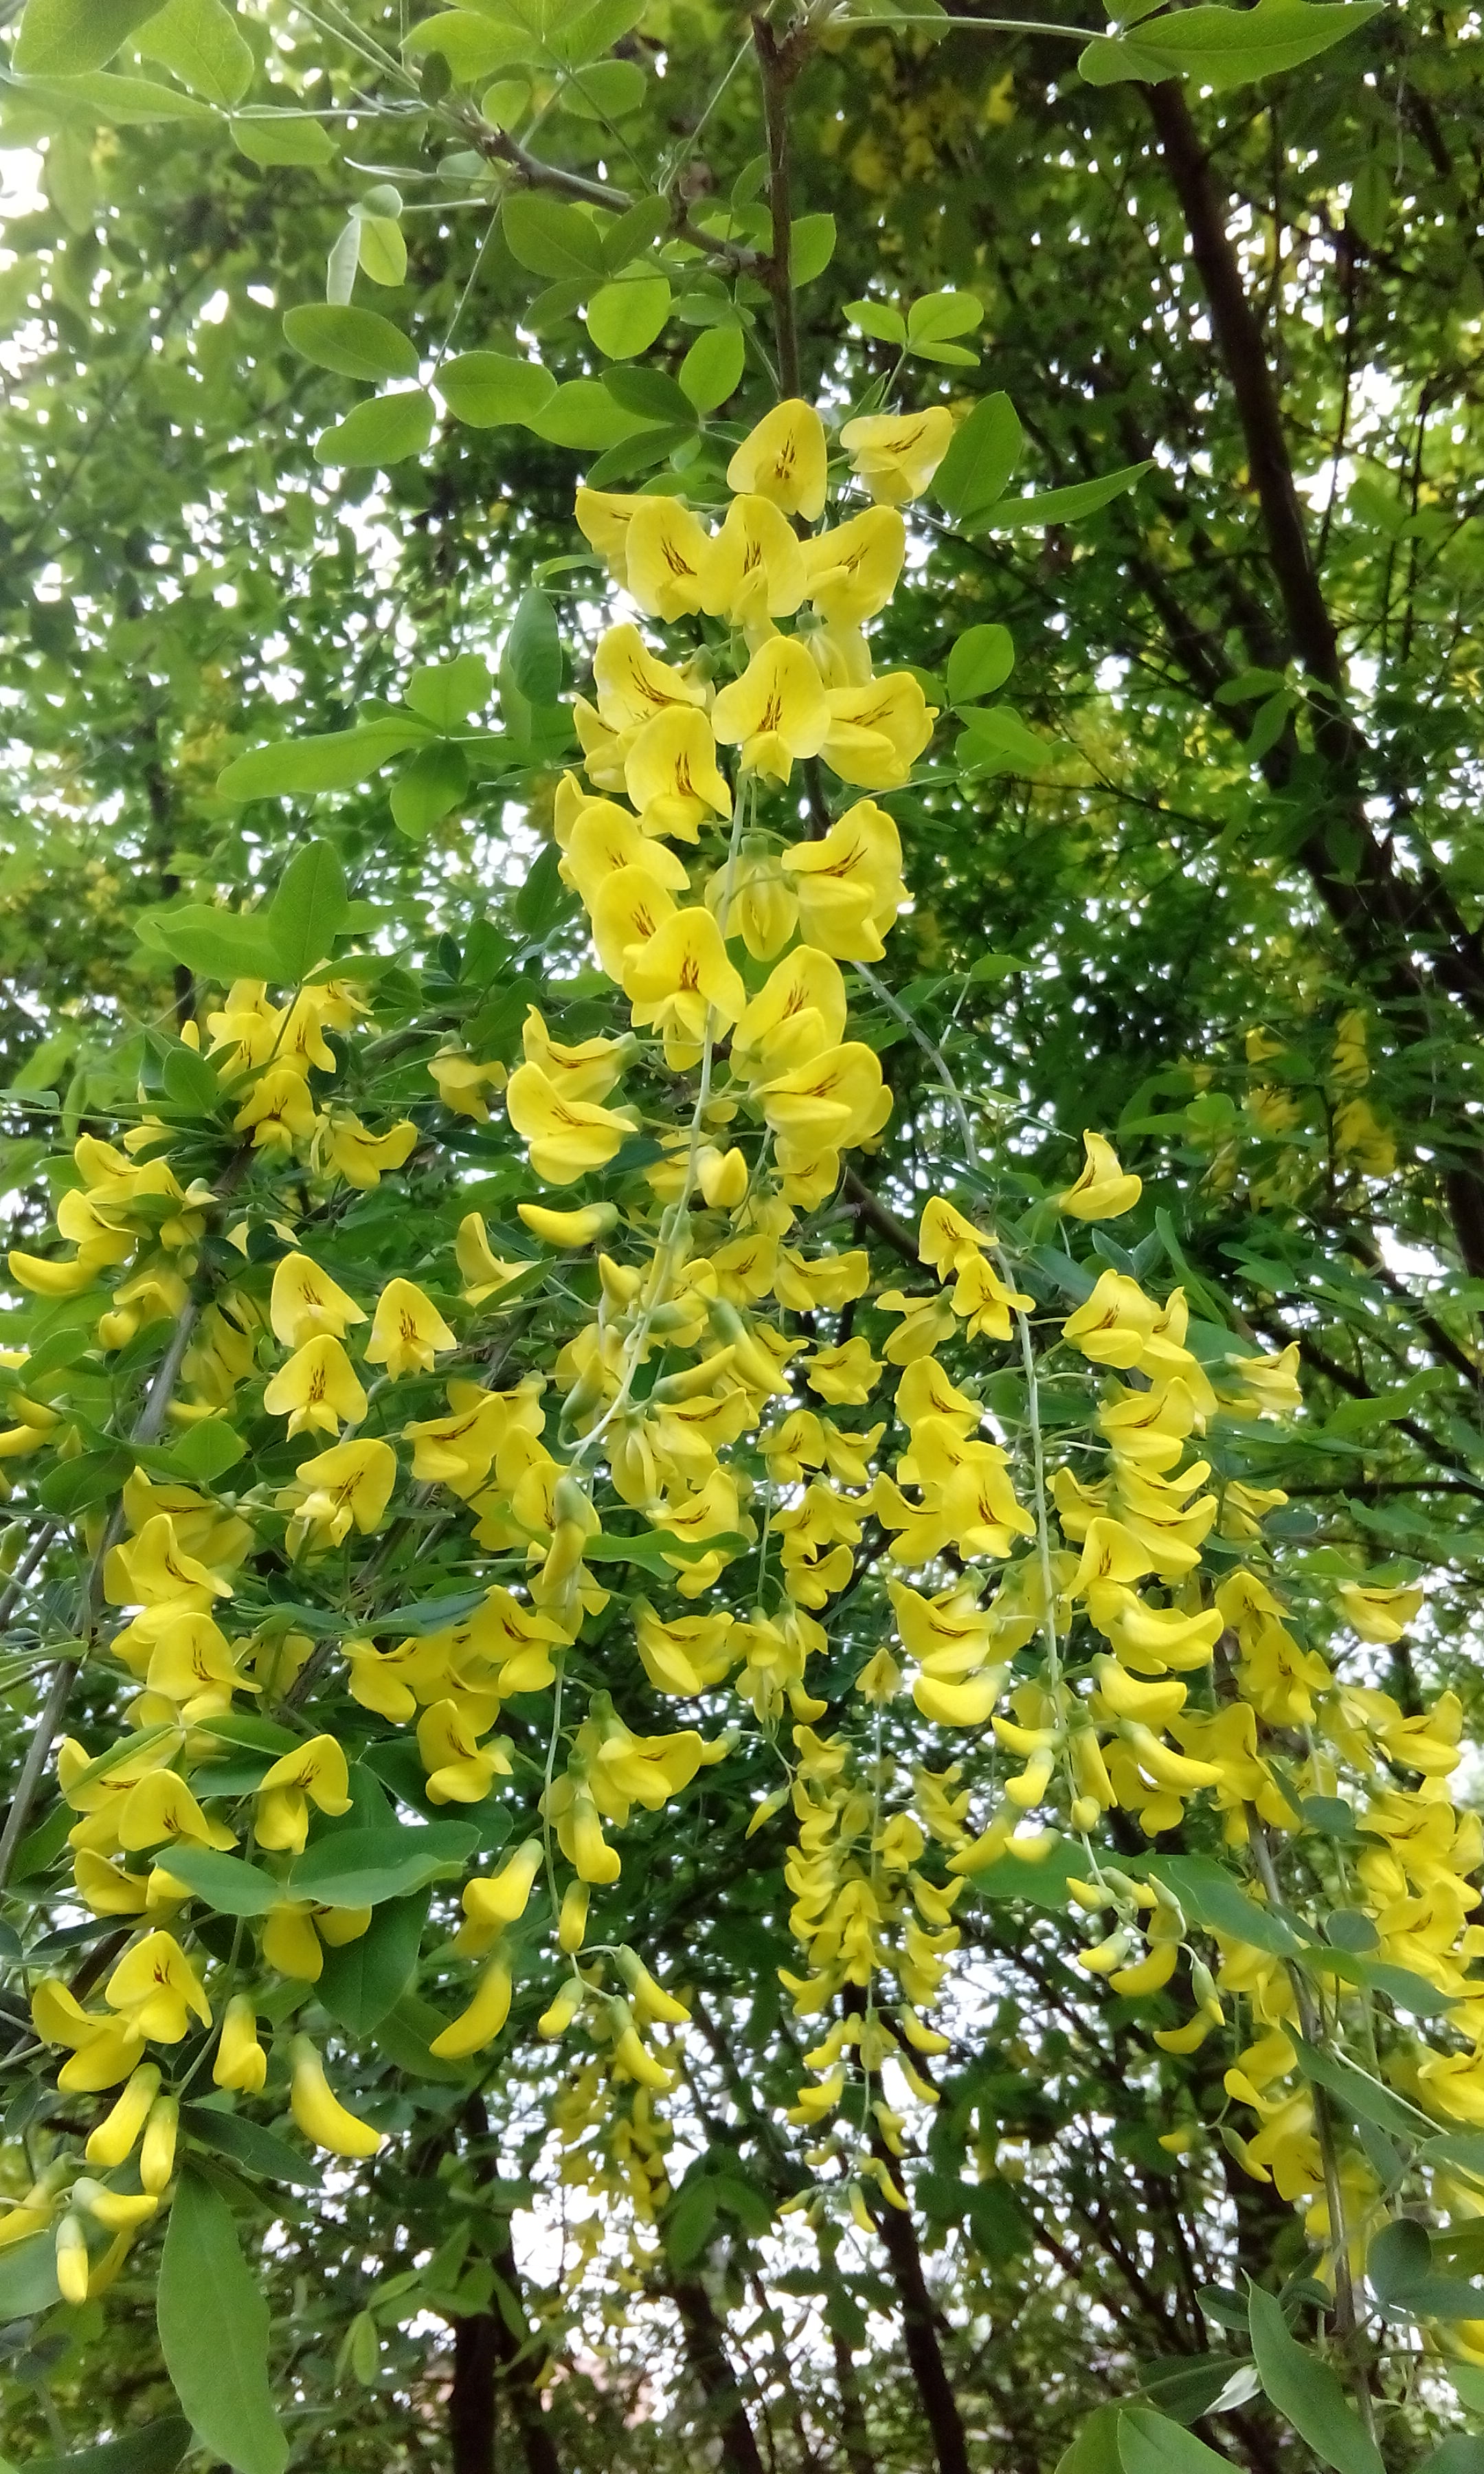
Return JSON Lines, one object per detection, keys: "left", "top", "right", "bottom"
{"left": 669, "top": 2270, "right": 767, "bottom": 2474}
{"left": 450, "top": 2311, "right": 498, "bottom": 2474}
{"left": 1145, "top": 78, "right": 1484, "bottom": 1276}
{"left": 866, "top": 2158, "right": 971, "bottom": 2474}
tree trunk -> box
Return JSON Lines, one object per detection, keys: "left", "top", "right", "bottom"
{"left": 669, "top": 2270, "right": 767, "bottom": 2474}
{"left": 866, "top": 2167, "right": 971, "bottom": 2474}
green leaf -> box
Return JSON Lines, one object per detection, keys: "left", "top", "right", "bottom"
{"left": 314, "top": 387, "right": 435, "bottom": 469}
{"left": 933, "top": 391, "right": 1023, "bottom": 521}
{"left": 356, "top": 214, "right": 407, "bottom": 289}
{"left": 528, "top": 380, "right": 650, "bottom": 450}
{"left": 679, "top": 324, "right": 745, "bottom": 412}
{"left": 27, "top": 2418, "right": 192, "bottom": 2474}
{"left": 503, "top": 590, "right": 564, "bottom": 706}
{"left": 602, "top": 364, "right": 695, "bottom": 426}
{"left": 266, "top": 840, "right": 349, "bottom": 979}
{"left": 0, "top": 2228, "right": 60, "bottom": 2317}
{"left": 282, "top": 303, "right": 419, "bottom": 382}
{"left": 167, "top": 1418, "right": 246, "bottom": 1482}
{"left": 601, "top": 196, "right": 673, "bottom": 271}
{"left": 161, "top": 1042, "right": 222, "bottom": 1116}
{"left": 137, "top": 904, "right": 283, "bottom": 983}
{"left": 157, "top": 2167, "right": 286, "bottom": 2474}
{"left": 135, "top": 0, "right": 253, "bottom": 104}
{"left": 513, "top": 841, "right": 565, "bottom": 939}
{"left": 502, "top": 190, "right": 609, "bottom": 283}
{"left": 1424, "top": 2132, "right": 1484, "bottom": 2180}
{"left": 218, "top": 719, "right": 427, "bottom": 802}
{"left": 403, "top": 10, "right": 532, "bottom": 79}
{"left": 947, "top": 623, "right": 1015, "bottom": 704}
{"left": 846, "top": 298, "right": 908, "bottom": 345}
{"left": 1079, "top": 0, "right": 1381, "bottom": 91}
{"left": 665, "top": 2178, "right": 717, "bottom": 2270}
{"left": 14, "top": 0, "right": 168, "bottom": 76}
{"left": 289, "top": 1821, "right": 477, "bottom": 1908}
{"left": 1118, "top": 2407, "right": 1235, "bottom": 2474}
{"left": 1246, "top": 2285, "right": 1384, "bottom": 2474}
{"left": 556, "top": 57, "right": 646, "bottom": 116}
{"left": 1421, "top": 2443, "right": 1484, "bottom": 2474}
{"left": 437, "top": 350, "right": 554, "bottom": 428}
{"left": 38, "top": 1445, "right": 130, "bottom": 1514}
{"left": 957, "top": 706, "right": 1053, "bottom": 775}
{"left": 908, "top": 288, "right": 982, "bottom": 345}
{"left": 16, "top": 69, "right": 213, "bottom": 121}
{"left": 181, "top": 2104, "right": 322, "bottom": 2188}
{"left": 586, "top": 276, "right": 672, "bottom": 360}
{"left": 317, "top": 1888, "right": 431, "bottom": 2033}
{"left": 1055, "top": 2407, "right": 1129, "bottom": 2474}
{"left": 985, "top": 460, "right": 1153, "bottom": 529}
{"left": 231, "top": 115, "right": 337, "bottom": 168}
{"left": 159, "top": 1845, "right": 284, "bottom": 1917}
{"left": 406, "top": 656, "right": 491, "bottom": 729}
{"left": 390, "top": 742, "right": 469, "bottom": 838}
{"left": 1367, "top": 2218, "right": 1430, "bottom": 2302}
{"left": 1290, "top": 2036, "right": 1431, "bottom": 2139}
{"left": 791, "top": 212, "right": 836, "bottom": 284}
{"left": 1142, "top": 1853, "right": 1302, "bottom": 1959}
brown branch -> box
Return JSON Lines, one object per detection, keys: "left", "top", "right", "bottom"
{"left": 752, "top": 16, "right": 807, "bottom": 399}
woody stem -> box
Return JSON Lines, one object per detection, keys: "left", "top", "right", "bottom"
{"left": 752, "top": 14, "right": 805, "bottom": 401}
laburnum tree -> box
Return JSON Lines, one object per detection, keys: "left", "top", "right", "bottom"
{"left": 1, "top": 2, "right": 1484, "bottom": 2473}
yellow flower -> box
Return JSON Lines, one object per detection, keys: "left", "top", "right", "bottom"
{"left": 780, "top": 800, "right": 908, "bottom": 958}
{"left": 1222, "top": 1342, "right": 1302, "bottom": 1418}
{"left": 623, "top": 907, "right": 747, "bottom": 1060}
{"left": 799, "top": 506, "right": 906, "bottom": 628}
{"left": 270, "top": 1253, "right": 366, "bottom": 1348}
{"left": 624, "top": 709, "right": 732, "bottom": 840}
{"left": 759, "top": 1041, "right": 886, "bottom": 1153}
{"left": 726, "top": 399, "right": 829, "bottom": 521}
{"left": 233, "top": 1064, "right": 317, "bottom": 1152}
{"left": 521, "top": 1007, "right": 629, "bottom": 1103}
{"left": 454, "top": 1213, "right": 530, "bottom": 1305}
{"left": 115, "top": 1768, "right": 236, "bottom": 1854}
{"left": 104, "top": 1932, "right": 211, "bottom": 2044}
{"left": 290, "top": 2036, "right": 385, "bottom": 2158}
{"left": 366, "top": 1278, "right": 457, "bottom": 1379}
{"left": 574, "top": 485, "right": 639, "bottom": 588}
{"left": 563, "top": 802, "right": 690, "bottom": 912}
{"left": 624, "top": 495, "right": 714, "bottom": 621}
{"left": 706, "top": 840, "right": 798, "bottom": 961}
{"left": 506, "top": 1062, "right": 633, "bottom": 1184}
{"left": 700, "top": 493, "right": 807, "bottom": 625}
{"left": 1061, "top": 1269, "right": 1158, "bottom": 1370}
{"left": 417, "top": 1698, "right": 512, "bottom": 1803}
{"left": 733, "top": 946, "right": 848, "bottom": 1079}
{"left": 1334, "top": 1581, "right": 1424, "bottom": 1643}
{"left": 8, "top": 1247, "right": 103, "bottom": 1297}
{"left": 593, "top": 623, "right": 708, "bottom": 733}
{"left": 316, "top": 1112, "right": 418, "bottom": 1190}
{"left": 255, "top": 1733, "right": 353, "bottom": 1853}
{"left": 429, "top": 1957, "right": 513, "bottom": 2059}
{"left": 459, "top": 1840, "right": 546, "bottom": 1949}
{"left": 840, "top": 408, "right": 956, "bottom": 504}
{"left": 517, "top": 1201, "right": 619, "bottom": 1247}
{"left": 278, "top": 1436, "right": 398, "bottom": 1551}
{"left": 263, "top": 1334, "right": 368, "bottom": 1438}
{"left": 806, "top": 1337, "right": 883, "bottom": 1405}
{"left": 1057, "top": 1130, "right": 1142, "bottom": 1221}
{"left": 214, "top": 1994, "right": 267, "bottom": 2093}
{"left": 587, "top": 863, "right": 677, "bottom": 982}
{"left": 711, "top": 637, "right": 830, "bottom": 784}
{"left": 427, "top": 1048, "right": 508, "bottom": 1122}
{"left": 822, "top": 673, "right": 936, "bottom": 790}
